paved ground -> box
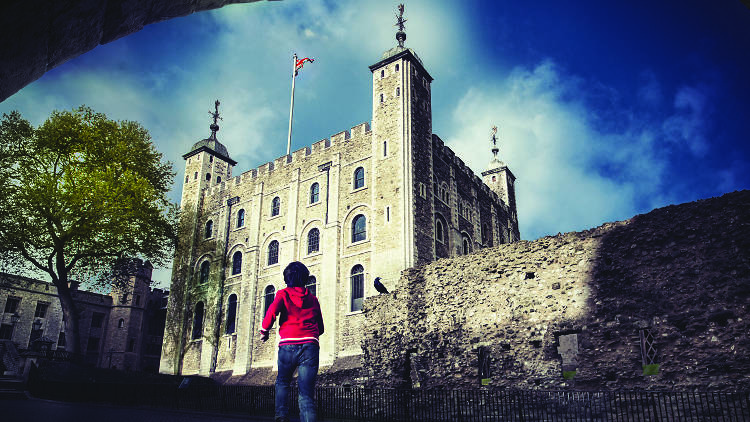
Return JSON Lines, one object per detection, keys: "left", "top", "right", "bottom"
{"left": 1, "top": 397, "right": 283, "bottom": 422}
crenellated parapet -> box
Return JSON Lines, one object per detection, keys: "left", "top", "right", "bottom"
{"left": 204, "top": 122, "right": 372, "bottom": 196}
{"left": 431, "top": 134, "right": 504, "bottom": 207}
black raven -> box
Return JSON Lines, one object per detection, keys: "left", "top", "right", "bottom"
{"left": 374, "top": 277, "right": 389, "bottom": 294}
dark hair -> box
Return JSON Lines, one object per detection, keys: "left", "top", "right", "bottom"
{"left": 283, "top": 261, "right": 309, "bottom": 287}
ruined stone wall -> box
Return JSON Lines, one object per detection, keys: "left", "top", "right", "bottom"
{"left": 362, "top": 190, "right": 750, "bottom": 390}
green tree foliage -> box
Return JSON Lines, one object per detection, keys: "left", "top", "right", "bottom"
{"left": 0, "top": 106, "right": 177, "bottom": 355}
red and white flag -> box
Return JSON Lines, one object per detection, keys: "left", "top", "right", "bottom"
{"left": 295, "top": 57, "right": 314, "bottom": 76}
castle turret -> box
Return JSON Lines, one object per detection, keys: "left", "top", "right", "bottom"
{"left": 181, "top": 100, "right": 237, "bottom": 208}
{"left": 103, "top": 258, "right": 152, "bottom": 371}
{"left": 369, "top": 4, "right": 436, "bottom": 269}
{"left": 482, "top": 126, "right": 519, "bottom": 242}
{"left": 162, "top": 101, "right": 237, "bottom": 375}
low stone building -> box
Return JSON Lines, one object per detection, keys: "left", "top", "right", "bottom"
{"left": 0, "top": 259, "right": 168, "bottom": 373}
{"left": 362, "top": 190, "right": 750, "bottom": 391}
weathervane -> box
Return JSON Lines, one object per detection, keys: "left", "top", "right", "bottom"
{"left": 491, "top": 125, "right": 500, "bottom": 158}
{"left": 209, "top": 99, "right": 222, "bottom": 140}
{"left": 395, "top": 4, "right": 407, "bottom": 47}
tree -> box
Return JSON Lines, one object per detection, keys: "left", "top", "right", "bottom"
{"left": 0, "top": 106, "right": 177, "bottom": 356}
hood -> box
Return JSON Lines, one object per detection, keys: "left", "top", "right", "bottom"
{"left": 285, "top": 286, "right": 311, "bottom": 308}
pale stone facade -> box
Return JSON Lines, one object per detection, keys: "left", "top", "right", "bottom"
{"left": 160, "top": 39, "right": 520, "bottom": 377}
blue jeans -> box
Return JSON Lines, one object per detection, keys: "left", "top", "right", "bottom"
{"left": 276, "top": 343, "right": 319, "bottom": 422}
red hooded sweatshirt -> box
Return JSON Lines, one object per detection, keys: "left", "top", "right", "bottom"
{"left": 260, "top": 287, "right": 324, "bottom": 346}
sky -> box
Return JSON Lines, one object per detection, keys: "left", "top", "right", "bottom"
{"left": 2, "top": 0, "right": 749, "bottom": 286}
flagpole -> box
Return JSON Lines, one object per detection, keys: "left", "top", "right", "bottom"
{"left": 287, "top": 53, "right": 297, "bottom": 157}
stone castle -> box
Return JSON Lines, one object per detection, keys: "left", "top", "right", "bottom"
{"left": 1, "top": 259, "right": 167, "bottom": 373}
{"left": 159, "top": 11, "right": 519, "bottom": 376}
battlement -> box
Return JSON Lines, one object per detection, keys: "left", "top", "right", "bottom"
{"left": 206, "top": 122, "right": 372, "bottom": 193}
{"left": 431, "top": 133, "right": 502, "bottom": 205}
{"left": 331, "top": 130, "right": 350, "bottom": 144}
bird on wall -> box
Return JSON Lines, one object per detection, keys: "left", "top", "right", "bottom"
{"left": 374, "top": 277, "right": 389, "bottom": 294}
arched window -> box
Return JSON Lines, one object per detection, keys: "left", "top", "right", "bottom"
{"left": 206, "top": 173, "right": 211, "bottom": 181}
{"left": 435, "top": 219, "right": 444, "bottom": 243}
{"left": 306, "top": 276, "right": 317, "bottom": 297}
{"left": 463, "top": 237, "right": 470, "bottom": 255}
{"left": 442, "top": 183, "right": 449, "bottom": 202}
{"left": 263, "top": 285, "right": 275, "bottom": 316}
{"left": 185, "top": 175, "right": 189, "bottom": 183}
{"left": 380, "top": 69, "right": 385, "bottom": 78}
{"left": 194, "top": 172, "right": 198, "bottom": 180}
{"left": 396, "top": 87, "right": 400, "bottom": 97}
{"left": 383, "top": 141, "right": 387, "bottom": 156}
{"left": 192, "top": 302, "right": 204, "bottom": 340}
{"left": 267, "top": 240, "right": 279, "bottom": 265}
{"left": 350, "top": 265, "right": 364, "bottom": 312}
{"left": 217, "top": 176, "right": 222, "bottom": 184}
{"left": 353, "top": 167, "right": 365, "bottom": 189}
{"left": 380, "top": 93, "right": 384, "bottom": 103}
{"left": 118, "top": 318, "right": 124, "bottom": 328}
{"left": 310, "top": 183, "right": 319, "bottom": 204}
{"left": 352, "top": 214, "right": 366, "bottom": 243}
{"left": 308, "top": 228, "right": 320, "bottom": 254}
{"left": 205, "top": 220, "right": 213, "bottom": 239}
{"left": 271, "top": 196, "right": 280, "bottom": 217}
{"left": 225, "top": 294, "right": 237, "bottom": 334}
{"left": 232, "top": 251, "right": 242, "bottom": 275}
{"left": 395, "top": 64, "right": 399, "bottom": 72}
{"left": 237, "top": 209, "right": 245, "bottom": 228}
{"left": 200, "top": 261, "right": 210, "bottom": 284}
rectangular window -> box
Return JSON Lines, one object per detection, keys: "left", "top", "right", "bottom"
{"left": 57, "top": 332, "right": 66, "bottom": 348}
{"left": 419, "top": 183, "right": 426, "bottom": 198}
{"left": 4, "top": 297, "right": 20, "bottom": 313}
{"left": 383, "top": 141, "right": 387, "bottom": 157}
{"left": 91, "top": 312, "right": 105, "bottom": 328}
{"left": 34, "top": 302, "right": 49, "bottom": 318}
{"left": 86, "top": 337, "right": 100, "bottom": 353}
{"left": 386, "top": 206, "right": 390, "bottom": 222}
{"left": 0, "top": 324, "right": 13, "bottom": 340}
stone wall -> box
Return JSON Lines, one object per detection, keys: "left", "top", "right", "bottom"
{"left": 362, "top": 190, "right": 750, "bottom": 390}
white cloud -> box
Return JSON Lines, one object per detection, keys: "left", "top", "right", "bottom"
{"left": 443, "top": 61, "right": 670, "bottom": 240}
{"left": 662, "top": 85, "right": 710, "bottom": 157}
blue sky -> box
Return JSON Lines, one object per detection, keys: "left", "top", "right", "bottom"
{"left": 2, "top": 1, "right": 749, "bottom": 285}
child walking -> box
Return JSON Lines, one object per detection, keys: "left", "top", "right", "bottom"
{"left": 260, "top": 261, "right": 324, "bottom": 422}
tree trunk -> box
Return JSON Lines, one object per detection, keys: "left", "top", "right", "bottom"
{"left": 54, "top": 279, "right": 82, "bottom": 357}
